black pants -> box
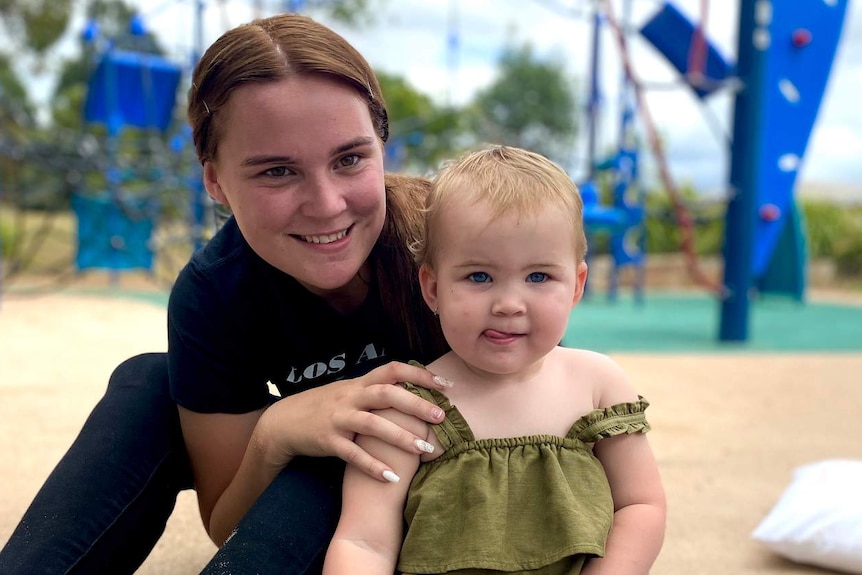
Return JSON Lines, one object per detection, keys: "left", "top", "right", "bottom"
{"left": 0, "top": 353, "right": 344, "bottom": 574}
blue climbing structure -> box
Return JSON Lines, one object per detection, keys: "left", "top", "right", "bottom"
{"left": 581, "top": 6, "right": 647, "bottom": 303}
{"left": 83, "top": 50, "right": 181, "bottom": 135}
{"left": 74, "top": 42, "right": 183, "bottom": 275}
{"left": 748, "top": 1, "right": 848, "bottom": 296}
{"left": 723, "top": 0, "right": 848, "bottom": 340}
{"left": 639, "top": 0, "right": 849, "bottom": 342}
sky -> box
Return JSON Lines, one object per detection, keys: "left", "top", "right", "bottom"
{"left": 92, "top": 0, "right": 862, "bottom": 199}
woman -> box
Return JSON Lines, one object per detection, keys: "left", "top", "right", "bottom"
{"left": 0, "top": 13, "right": 450, "bottom": 575}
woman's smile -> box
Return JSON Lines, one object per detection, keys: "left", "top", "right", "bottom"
{"left": 295, "top": 226, "right": 352, "bottom": 245}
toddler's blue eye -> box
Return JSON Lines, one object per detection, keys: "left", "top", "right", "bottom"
{"left": 527, "top": 272, "right": 548, "bottom": 283}
{"left": 469, "top": 272, "right": 491, "bottom": 283}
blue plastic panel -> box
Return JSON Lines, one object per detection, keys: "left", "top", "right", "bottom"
{"left": 84, "top": 50, "right": 182, "bottom": 133}
{"left": 72, "top": 193, "right": 155, "bottom": 272}
{"left": 750, "top": 0, "right": 848, "bottom": 277}
{"left": 639, "top": 2, "right": 732, "bottom": 98}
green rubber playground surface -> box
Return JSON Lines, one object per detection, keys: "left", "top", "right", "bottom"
{"left": 563, "top": 292, "right": 862, "bottom": 353}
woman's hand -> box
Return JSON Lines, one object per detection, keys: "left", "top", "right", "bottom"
{"left": 254, "top": 361, "right": 451, "bottom": 481}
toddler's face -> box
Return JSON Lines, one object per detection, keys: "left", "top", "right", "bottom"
{"left": 423, "top": 199, "right": 585, "bottom": 377}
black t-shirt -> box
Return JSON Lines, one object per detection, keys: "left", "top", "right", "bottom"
{"left": 168, "top": 217, "right": 412, "bottom": 414}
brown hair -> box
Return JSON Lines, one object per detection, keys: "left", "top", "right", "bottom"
{"left": 415, "top": 145, "right": 588, "bottom": 267}
{"left": 188, "top": 13, "right": 389, "bottom": 163}
{"left": 378, "top": 174, "right": 448, "bottom": 361}
{"left": 188, "top": 13, "right": 446, "bottom": 361}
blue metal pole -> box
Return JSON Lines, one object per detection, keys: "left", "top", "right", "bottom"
{"left": 719, "top": 0, "right": 769, "bottom": 341}
{"left": 586, "top": 8, "right": 601, "bottom": 179}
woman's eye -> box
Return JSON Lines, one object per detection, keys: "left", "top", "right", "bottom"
{"left": 468, "top": 272, "right": 491, "bottom": 283}
{"left": 264, "top": 166, "right": 291, "bottom": 177}
{"left": 527, "top": 272, "right": 548, "bottom": 283}
{"left": 337, "top": 154, "right": 361, "bottom": 168}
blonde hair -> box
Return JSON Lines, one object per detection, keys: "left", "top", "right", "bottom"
{"left": 415, "top": 145, "right": 587, "bottom": 266}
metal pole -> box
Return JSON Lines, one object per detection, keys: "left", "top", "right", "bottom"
{"left": 586, "top": 7, "right": 601, "bottom": 179}
{"left": 719, "top": 0, "right": 769, "bottom": 341}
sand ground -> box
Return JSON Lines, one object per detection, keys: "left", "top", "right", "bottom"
{"left": 1, "top": 290, "right": 861, "bottom": 574}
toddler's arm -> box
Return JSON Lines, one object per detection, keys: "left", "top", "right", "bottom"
{"left": 323, "top": 408, "right": 427, "bottom": 575}
{"left": 584, "top": 357, "right": 666, "bottom": 575}
{"left": 584, "top": 432, "right": 666, "bottom": 574}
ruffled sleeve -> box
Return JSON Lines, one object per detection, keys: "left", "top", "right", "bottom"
{"left": 569, "top": 396, "right": 651, "bottom": 443}
{"left": 401, "top": 381, "right": 474, "bottom": 451}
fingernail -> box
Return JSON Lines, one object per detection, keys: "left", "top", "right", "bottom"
{"left": 383, "top": 470, "right": 400, "bottom": 483}
{"left": 414, "top": 439, "right": 435, "bottom": 453}
{"left": 433, "top": 375, "right": 454, "bottom": 388}
{"left": 432, "top": 407, "right": 445, "bottom": 420}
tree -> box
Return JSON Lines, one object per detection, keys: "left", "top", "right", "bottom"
{"left": 0, "top": 0, "right": 72, "bottom": 61}
{"left": 292, "top": 0, "right": 386, "bottom": 26}
{"left": 0, "top": 53, "right": 36, "bottom": 127}
{"left": 0, "top": 0, "right": 72, "bottom": 129}
{"left": 467, "top": 43, "right": 579, "bottom": 168}
{"left": 378, "top": 71, "right": 466, "bottom": 173}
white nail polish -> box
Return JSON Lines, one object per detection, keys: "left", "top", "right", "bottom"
{"left": 383, "top": 470, "right": 400, "bottom": 483}
{"left": 433, "top": 375, "right": 454, "bottom": 388}
{"left": 414, "top": 439, "right": 435, "bottom": 453}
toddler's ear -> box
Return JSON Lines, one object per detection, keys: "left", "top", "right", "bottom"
{"left": 418, "top": 264, "right": 439, "bottom": 313}
{"left": 572, "top": 262, "right": 589, "bottom": 307}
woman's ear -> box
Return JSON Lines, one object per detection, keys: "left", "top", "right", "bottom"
{"left": 202, "top": 161, "right": 228, "bottom": 206}
{"left": 418, "top": 263, "right": 439, "bottom": 314}
{"left": 572, "top": 261, "right": 589, "bottom": 308}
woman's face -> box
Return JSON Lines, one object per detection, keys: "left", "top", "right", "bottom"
{"left": 203, "top": 74, "right": 386, "bottom": 303}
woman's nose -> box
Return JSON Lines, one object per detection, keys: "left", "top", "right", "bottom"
{"left": 302, "top": 174, "right": 346, "bottom": 217}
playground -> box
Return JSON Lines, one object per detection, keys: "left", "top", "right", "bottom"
{"left": 2, "top": 0, "right": 862, "bottom": 573}
{"left": 1, "top": 286, "right": 860, "bottom": 574}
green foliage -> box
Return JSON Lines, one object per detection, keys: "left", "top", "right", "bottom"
{"left": 637, "top": 194, "right": 862, "bottom": 278}
{"left": 0, "top": 54, "right": 36, "bottom": 125}
{"left": 321, "top": 0, "right": 386, "bottom": 26}
{"left": 642, "top": 187, "right": 725, "bottom": 255}
{"left": 378, "top": 72, "right": 468, "bottom": 171}
{"left": 0, "top": 214, "right": 12, "bottom": 259}
{"left": 467, "top": 43, "right": 579, "bottom": 166}
{"left": 50, "top": 84, "right": 88, "bottom": 130}
{"left": 0, "top": 0, "right": 72, "bottom": 56}
{"left": 802, "top": 199, "right": 855, "bottom": 258}
{"left": 802, "top": 199, "right": 862, "bottom": 277}
{"left": 835, "top": 231, "right": 862, "bottom": 276}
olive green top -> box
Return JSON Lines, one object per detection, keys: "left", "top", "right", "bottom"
{"left": 397, "top": 384, "right": 651, "bottom": 575}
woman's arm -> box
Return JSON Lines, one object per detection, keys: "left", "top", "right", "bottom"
{"left": 583, "top": 430, "right": 666, "bottom": 575}
{"left": 179, "top": 407, "right": 270, "bottom": 546}
{"left": 180, "top": 361, "right": 448, "bottom": 546}
{"left": 323, "top": 408, "right": 428, "bottom": 575}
